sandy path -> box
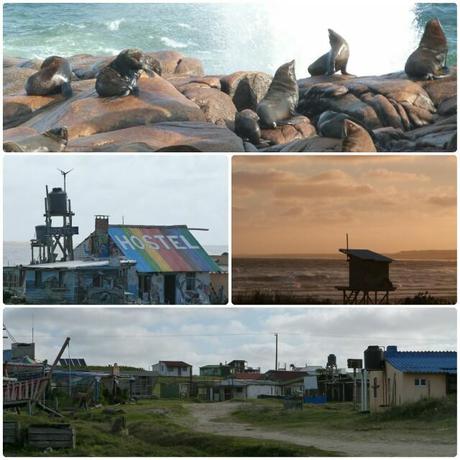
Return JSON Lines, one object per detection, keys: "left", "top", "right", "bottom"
{"left": 185, "top": 402, "right": 456, "bottom": 457}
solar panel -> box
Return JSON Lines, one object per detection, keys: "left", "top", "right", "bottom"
{"left": 59, "top": 358, "right": 87, "bottom": 367}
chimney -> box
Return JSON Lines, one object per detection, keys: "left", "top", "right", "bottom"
{"left": 386, "top": 345, "right": 398, "bottom": 355}
{"left": 95, "top": 215, "right": 109, "bottom": 234}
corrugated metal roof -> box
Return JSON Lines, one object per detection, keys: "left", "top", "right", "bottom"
{"left": 160, "top": 361, "right": 191, "bottom": 367}
{"left": 25, "top": 260, "right": 111, "bottom": 270}
{"left": 385, "top": 349, "right": 457, "bottom": 374}
{"left": 339, "top": 249, "right": 393, "bottom": 262}
{"left": 109, "top": 225, "right": 221, "bottom": 273}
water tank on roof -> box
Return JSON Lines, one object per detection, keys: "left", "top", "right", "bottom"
{"left": 364, "top": 346, "right": 384, "bottom": 370}
{"left": 48, "top": 187, "right": 67, "bottom": 215}
{"left": 327, "top": 354, "right": 337, "bottom": 367}
{"left": 35, "top": 225, "right": 47, "bottom": 242}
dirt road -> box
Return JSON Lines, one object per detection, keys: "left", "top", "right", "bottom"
{"left": 185, "top": 402, "right": 456, "bottom": 457}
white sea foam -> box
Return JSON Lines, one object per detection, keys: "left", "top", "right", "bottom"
{"left": 160, "top": 36, "right": 188, "bottom": 49}
{"left": 178, "top": 22, "right": 194, "bottom": 30}
{"left": 105, "top": 19, "right": 125, "bottom": 31}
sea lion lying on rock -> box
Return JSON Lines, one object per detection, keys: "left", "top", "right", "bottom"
{"left": 3, "top": 127, "right": 68, "bottom": 152}
{"left": 25, "top": 56, "right": 73, "bottom": 97}
{"left": 317, "top": 110, "right": 350, "bottom": 138}
{"left": 256, "top": 60, "right": 299, "bottom": 128}
{"left": 405, "top": 18, "right": 449, "bottom": 80}
{"left": 235, "top": 109, "right": 261, "bottom": 145}
{"left": 308, "top": 29, "right": 351, "bottom": 76}
{"left": 95, "top": 48, "right": 158, "bottom": 97}
{"left": 341, "top": 119, "right": 377, "bottom": 152}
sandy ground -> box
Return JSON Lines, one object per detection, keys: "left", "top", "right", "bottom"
{"left": 184, "top": 402, "right": 457, "bottom": 457}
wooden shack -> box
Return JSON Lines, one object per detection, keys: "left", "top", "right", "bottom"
{"left": 335, "top": 248, "right": 396, "bottom": 304}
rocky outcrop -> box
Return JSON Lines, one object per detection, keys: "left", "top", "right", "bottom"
{"left": 67, "top": 121, "right": 245, "bottom": 151}
{"left": 2, "top": 51, "right": 456, "bottom": 152}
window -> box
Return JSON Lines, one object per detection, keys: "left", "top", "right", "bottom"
{"left": 58, "top": 271, "right": 65, "bottom": 288}
{"left": 415, "top": 378, "right": 427, "bottom": 386}
{"left": 186, "top": 273, "right": 196, "bottom": 291}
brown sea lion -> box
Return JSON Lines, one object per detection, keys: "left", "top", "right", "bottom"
{"left": 405, "top": 18, "right": 449, "bottom": 80}
{"left": 25, "top": 56, "right": 73, "bottom": 97}
{"left": 95, "top": 48, "right": 157, "bottom": 97}
{"left": 341, "top": 119, "right": 377, "bottom": 152}
{"left": 256, "top": 60, "right": 299, "bottom": 128}
{"left": 235, "top": 109, "right": 261, "bottom": 145}
{"left": 3, "top": 127, "right": 68, "bottom": 152}
{"left": 308, "top": 29, "right": 351, "bottom": 76}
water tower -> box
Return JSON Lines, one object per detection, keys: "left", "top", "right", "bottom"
{"left": 30, "top": 169, "right": 79, "bottom": 264}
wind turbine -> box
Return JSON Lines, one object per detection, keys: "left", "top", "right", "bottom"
{"left": 57, "top": 168, "right": 73, "bottom": 192}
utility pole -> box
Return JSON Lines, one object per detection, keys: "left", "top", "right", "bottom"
{"left": 274, "top": 333, "right": 279, "bottom": 371}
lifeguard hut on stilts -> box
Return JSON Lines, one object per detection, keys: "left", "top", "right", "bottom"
{"left": 335, "top": 235, "right": 396, "bottom": 304}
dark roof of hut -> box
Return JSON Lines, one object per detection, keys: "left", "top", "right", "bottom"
{"left": 339, "top": 249, "right": 393, "bottom": 263}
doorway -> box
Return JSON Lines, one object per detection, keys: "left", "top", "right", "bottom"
{"left": 164, "top": 274, "right": 176, "bottom": 304}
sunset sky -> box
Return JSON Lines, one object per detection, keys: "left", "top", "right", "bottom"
{"left": 233, "top": 156, "right": 456, "bottom": 256}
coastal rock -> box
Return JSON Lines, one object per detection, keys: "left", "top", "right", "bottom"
{"left": 182, "top": 86, "right": 237, "bottom": 125}
{"left": 260, "top": 116, "right": 316, "bottom": 145}
{"left": 21, "top": 76, "right": 206, "bottom": 139}
{"left": 67, "top": 121, "right": 245, "bottom": 152}
{"left": 145, "top": 50, "right": 184, "bottom": 75}
{"left": 174, "top": 57, "right": 204, "bottom": 76}
{"left": 220, "top": 71, "right": 272, "bottom": 111}
{"left": 168, "top": 75, "right": 222, "bottom": 92}
{"left": 299, "top": 76, "right": 437, "bottom": 131}
{"left": 3, "top": 66, "right": 36, "bottom": 96}
{"left": 4, "top": 94, "right": 65, "bottom": 128}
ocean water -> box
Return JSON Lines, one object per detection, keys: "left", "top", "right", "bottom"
{"left": 3, "top": 3, "right": 457, "bottom": 77}
{"left": 233, "top": 258, "right": 457, "bottom": 302}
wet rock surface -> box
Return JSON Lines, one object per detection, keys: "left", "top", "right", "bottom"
{"left": 3, "top": 51, "right": 457, "bottom": 152}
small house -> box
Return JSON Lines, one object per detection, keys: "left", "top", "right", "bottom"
{"left": 367, "top": 345, "right": 457, "bottom": 412}
{"left": 199, "top": 364, "right": 232, "bottom": 378}
{"left": 20, "top": 259, "right": 135, "bottom": 304}
{"left": 74, "top": 216, "right": 222, "bottom": 305}
{"left": 217, "top": 377, "right": 282, "bottom": 400}
{"left": 336, "top": 248, "right": 396, "bottom": 304}
{"left": 152, "top": 361, "right": 192, "bottom": 377}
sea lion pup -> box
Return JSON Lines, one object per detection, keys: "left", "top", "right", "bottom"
{"left": 256, "top": 60, "right": 299, "bottom": 128}
{"left": 308, "top": 29, "right": 350, "bottom": 76}
{"left": 3, "top": 127, "right": 68, "bottom": 152}
{"left": 341, "top": 119, "right": 377, "bottom": 152}
{"left": 25, "top": 56, "right": 73, "bottom": 97}
{"left": 95, "top": 48, "right": 156, "bottom": 97}
{"left": 317, "top": 110, "right": 350, "bottom": 138}
{"left": 405, "top": 18, "right": 449, "bottom": 80}
{"left": 235, "top": 109, "right": 261, "bottom": 145}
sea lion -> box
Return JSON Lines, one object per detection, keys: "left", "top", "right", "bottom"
{"left": 3, "top": 127, "right": 68, "bottom": 152}
{"left": 25, "top": 56, "right": 73, "bottom": 97}
{"left": 308, "top": 29, "right": 350, "bottom": 76}
{"left": 341, "top": 119, "right": 377, "bottom": 152}
{"left": 405, "top": 18, "right": 449, "bottom": 80}
{"left": 235, "top": 109, "right": 261, "bottom": 145}
{"left": 256, "top": 60, "right": 299, "bottom": 128}
{"left": 317, "top": 110, "right": 350, "bottom": 138}
{"left": 95, "top": 48, "right": 156, "bottom": 97}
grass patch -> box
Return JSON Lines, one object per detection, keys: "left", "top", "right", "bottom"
{"left": 3, "top": 400, "right": 338, "bottom": 457}
{"left": 229, "top": 397, "right": 457, "bottom": 433}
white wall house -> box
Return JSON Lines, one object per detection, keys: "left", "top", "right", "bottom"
{"left": 152, "top": 360, "right": 192, "bottom": 377}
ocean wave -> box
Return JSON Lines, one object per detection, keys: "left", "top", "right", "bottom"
{"left": 160, "top": 36, "right": 188, "bottom": 49}
{"left": 105, "top": 19, "right": 125, "bottom": 31}
{"left": 177, "top": 22, "right": 194, "bottom": 30}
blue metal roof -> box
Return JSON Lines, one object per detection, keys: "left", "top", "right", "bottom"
{"left": 385, "top": 347, "right": 457, "bottom": 374}
{"left": 3, "top": 349, "right": 12, "bottom": 362}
